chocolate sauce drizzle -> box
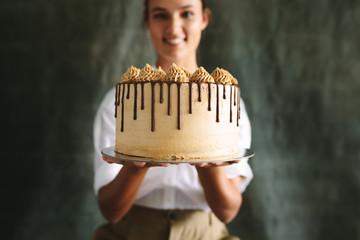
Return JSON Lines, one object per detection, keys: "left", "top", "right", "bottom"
{"left": 216, "top": 84, "right": 220, "bottom": 122}
{"left": 198, "top": 83, "right": 202, "bottom": 102}
{"left": 114, "top": 83, "right": 120, "bottom": 118}
{"left": 151, "top": 83, "right": 155, "bottom": 131}
{"left": 121, "top": 84, "right": 125, "bottom": 132}
{"left": 133, "top": 83, "right": 138, "bottom": 120}
{"left": 207, "top": 82, "right": 211, "bottom": 111}
{"left": 115, "top": 82, "right": 240, "bottom": 131}
{"left": 177, "top": 83, "right": 182, "bottom": 130}
{"left": 237, "top": 87, "right": 241, "bottom": 126}
{"left": 141, "top": 83, "right": 145, "bottom": 110}
{"left": 234, "top": 87, "right": 237, "bottom": 106}
{"left": 189, "top": 82, "right": 193, "bottom": 114}
{"left": 167, "top": 82, "right": 172, "bottom": 115}
{"left": 230, "top": 86, "right": 233, "bottom": 123}
{"left": 126, "top": 84, "right": 130, "bottom": 99}
{"left": 160, "top": 82, "right": 164, "bottom": 103}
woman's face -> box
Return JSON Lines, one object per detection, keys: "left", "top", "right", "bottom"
{"left": 146, "top": 0, "right": 209, "bottom": 64}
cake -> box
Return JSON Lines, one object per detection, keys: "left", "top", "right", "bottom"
{"left": 114, "top": 63, "right": 242, "bottom": 160}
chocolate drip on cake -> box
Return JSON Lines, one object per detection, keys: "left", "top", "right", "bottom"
{"left": 133, "top": 83, "right": 138, "bottom": 120}
{"left": 115, "top": 82, "right": 241, "bottom": 132}
{"left": 126, "top": 84, "right": 130, "bottom": 99}
{"left": 234, "top": 87, "right": 237, "bottom": 106}
{"left": 141, "top": 83, "right": 145, "bottom": 110}
{"left": 189, "top": 82, "right": 193, "bottom": 114}
{"left": 177, "top": 83, "right": 182, "bottom": 130}
{"left": 207, "top": 82, "right": 211, "bottom": 111}
{"left": 121, "top": 84, "right": 125, "bottom": 132}
{"left": 115, "top": 83, "right": 120, "bottom": 118}
{"left": 237, "top": 87, "right": 241, "bottom": 126}
{"left": 216, "top": 84, "right": 220, "bottom": 122}
{"left": 151, "top": 82, "right": 155, "bottom": 131}
{"left": 160, "top": 82, "right": 164, "bottom": 103}
{"left": 197, "top": 83, "right": 202, "bottom": 102}
{"left": 230, "top": 86, "right": 233, "bottom": 123}
{"left": 167, "top": 82, "right": 172, "bottom": 116}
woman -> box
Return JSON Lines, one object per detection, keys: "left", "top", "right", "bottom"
{"left": 93, "top": 0, "right": 253, "bottom": 239}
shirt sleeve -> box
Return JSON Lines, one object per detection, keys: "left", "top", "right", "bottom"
{"left": 93, "top": 88, "right": 122, "bottom": 195}
{"left": 224, "top": 98, "right": 253, "bottom": 193}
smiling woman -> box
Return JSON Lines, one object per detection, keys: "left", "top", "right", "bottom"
{"left": 92, "top": 0, "right": 253, "bottom": 239}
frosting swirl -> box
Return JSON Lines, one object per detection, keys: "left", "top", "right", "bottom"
{"left": 189, "top": 67, "right": 214, "bottom": 83}
{"left": 231, "top": 77, "right": 238, "bottom": 85}
{"left": 182, "top": 67, "right": 192, "bottom": 78}
{"left": 121, "top": 66, "right": 140, "bottom": 82}
{"left": 138, "top": 64, "right": 158, "bottom": 82}
{"left": 211, "top": 68, "right": 233, "bottom": 85}
{"left": 121, "top": 64, "right": 239, "bottom": 85}
{"left": 165, "top": 63, "right": 189, "bottom": 82}
{"left": 156, "top": 66, "right": 166, "bottom": 81}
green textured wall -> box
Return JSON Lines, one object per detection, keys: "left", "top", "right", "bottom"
{"left": 2, "top": 0, "right": 359, "bottom": 239}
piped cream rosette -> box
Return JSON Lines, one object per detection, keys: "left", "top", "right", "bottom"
{"left": 121, "top": 63, "right": 239, "bottom": 85}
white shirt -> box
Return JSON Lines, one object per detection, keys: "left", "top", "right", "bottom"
{"left": 93, "top": 87, "right": 253, "bottom": 211}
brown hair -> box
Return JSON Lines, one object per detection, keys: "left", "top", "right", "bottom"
{"left": 143, "top": 0, "right": 209, "bottom": 22}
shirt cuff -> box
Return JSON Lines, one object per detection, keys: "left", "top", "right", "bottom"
{"left": 94, "top": 161, "right": 122, "bottom": 195}
{"left": 224, "top": 159, "right": 253, "bottom": 193}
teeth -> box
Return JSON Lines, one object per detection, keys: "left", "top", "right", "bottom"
{"left": 166, "top": 38, "right": 182, "bottom": 44}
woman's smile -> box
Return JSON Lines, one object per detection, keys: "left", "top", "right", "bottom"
{"left": 163, "top": 36, "right": 187, "bottom": 46}
{"left": 163, "top": 38, "right": 186, "bottom": 46}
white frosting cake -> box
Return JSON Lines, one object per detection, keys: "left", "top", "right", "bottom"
{"left": 115, "top": 64, "right": 242, "bottom": 160}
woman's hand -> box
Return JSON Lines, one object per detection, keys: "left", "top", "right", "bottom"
{"left": 190, "top": 160, "right": 241, "bottom": 168}
{"left": 103, "top": 155, "right": 240, "bottom": 168}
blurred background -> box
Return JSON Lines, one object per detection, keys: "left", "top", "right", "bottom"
{"left": 2, "top": 0, "right": 359, "bottom": 239}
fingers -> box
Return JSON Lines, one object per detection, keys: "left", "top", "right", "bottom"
{"left": 103, "top": 155, "right": 124, "bottom": 164}
{"left": 144, "top": 162, "right": 170, "bottom": 167}
{"left": 132, "top": 161, "right": 147, "bottom": 167}
{"left": 126, "top": 161, "right": 170, "bottom": 168}
{"left": 191, "top": 160, "right": 241, "bottom": 168}
{"left": 102, "top": 155, "right": 241, "bottom": 168}
{"left": 102, "top": 155, "right": 170, "bottom": 168}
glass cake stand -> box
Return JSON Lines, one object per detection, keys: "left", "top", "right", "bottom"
{"left": 101, "top": 146, "right": 255, "bottom": 164}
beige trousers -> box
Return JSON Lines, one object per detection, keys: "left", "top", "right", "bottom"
{"left": 93, "top": 205, "right": 240, "bottom": 240}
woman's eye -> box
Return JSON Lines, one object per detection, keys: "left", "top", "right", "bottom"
{"left": 153, "top": 13, "right": 168, "bottom": 19}
{"left": 182, "top": 11, "right": 193, "bottom": 18}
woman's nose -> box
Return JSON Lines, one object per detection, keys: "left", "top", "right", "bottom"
{"left": 167, "top": 15, "right": 182, "bottom": 34}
